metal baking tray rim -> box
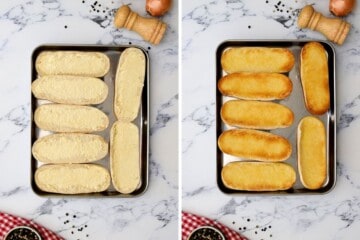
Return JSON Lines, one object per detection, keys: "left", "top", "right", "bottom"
{"left": 30, "top": 44, "right": 150, "bottom": 198}
{"left": 215, "top": 39, "right": 337, "bottom": 195}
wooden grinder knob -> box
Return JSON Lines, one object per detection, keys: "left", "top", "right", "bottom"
{"left": 297, "top": 5, "right": 350, "bottom": 45}
{"left": 114, "top": 5, "right": 166, "bottom": 45}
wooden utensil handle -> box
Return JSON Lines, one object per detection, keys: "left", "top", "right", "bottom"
{"left": 297, "top": 5, "right": 350, "bottom": 45}
{"left": 114, "top": 5, "right": 166, "bottom": 45}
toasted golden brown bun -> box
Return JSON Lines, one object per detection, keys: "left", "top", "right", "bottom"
{"left": 222, "top": 161, "right": 296, "bottom": 191}
{"left": 300, "top": 42, "right": 330, "bottom": 115}
{"left": 218, "top": 129, "right": 292, "bottom": 162}
{"left": 298, "top": 116, "right": 327, "bottom": 189}
{"left": 218, "top": 72, "right": 293, "bottom": 100}
{"left": 221, "top": 47, "right": 295, "bottom": 73}
{"left": 221, "top": 100, "right": 294, "bottom": 129}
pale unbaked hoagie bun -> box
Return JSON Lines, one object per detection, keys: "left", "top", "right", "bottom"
{"left": 35, "top": 164, "right": 111, "bottom": 194}
{"left": 32, "top": 133, "right": 108, "bottom": 164}
{"left": 35, "top": 51, "right": 110, "bottom": 77}
{"left": 114, "top": 48, "right": 146, "bottom": 122}
{"left": 32, "top": 75, "right": 108, "bottom": 105}
{"left": 110, "top": 121, "right": 140, "bottom": 194}
{"left": 34, "top": 104, "right": 109, "bottom": 133}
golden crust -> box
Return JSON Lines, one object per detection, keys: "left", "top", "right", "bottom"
{"left": 221, "top": 47, "right": 295, "bottom": 73}
{"left": 298, "top": 116, "right": 327, "bottom": 189}
{"left": 221, "top": 100, "right": 294, "bottom": 129}
{"left": 218, "top": 129, "right": 292, "bottom": 162}
{"left": 218, "top": 72, "right": 293, "bottom": 100}
{"left": 300, "top": 42, "right": 330, "bottom": 115}
{"left": 222, "top": 161, "right": 296, "bottom": 191}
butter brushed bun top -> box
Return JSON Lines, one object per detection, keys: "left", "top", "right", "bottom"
{"left": 300, "top": 42, "right": 330, "bottom": 115}
{"left": 218, "top": 72, "right": 293, "bottom": 100}
{"left": 222, "top": 161, "right": 296, "bottom": 191}
{"left": 221, "top": 100, "right": 294, "bottom": 129}
{"left": 218, "top": 129, "right": 292, "bottom": 162}
{"left": 221, "top": 47, "right": 295, "bottom": 73}
{"left": 298, "top": 116, "right": 327, "bottom": 189}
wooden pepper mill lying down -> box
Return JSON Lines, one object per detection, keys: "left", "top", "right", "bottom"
{"left": 114, "top": 5, "right": 166, "bottom": 45}
{"left": 297, "top": 5, "right": 351, "bottom": 45}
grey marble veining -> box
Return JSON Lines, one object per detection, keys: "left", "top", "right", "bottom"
{"left": 182, "top": 0, "right": 360, "bottom": 239}
{"left": 0, "top": 0, "right": 178, "bottom": 239}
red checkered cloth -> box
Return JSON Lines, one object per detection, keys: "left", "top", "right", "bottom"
{"left": 182, "top": 211, "right": 248, "bottom": 240}
{"left": 0, "top": 212, "right": 64, "bottom": 240}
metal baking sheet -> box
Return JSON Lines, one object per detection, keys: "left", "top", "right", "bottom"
{"left": 216, "top": 40, "right": 336, "bottom": 194}
{"left": 31, "top": 45, "right": 149, "bottom": 197}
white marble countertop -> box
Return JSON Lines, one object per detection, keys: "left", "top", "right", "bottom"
{"left": 0, "top": 0, "right": 178, "bottom": 239}
{"left": 182, "top": 0, "right": 360, "bottom": 239}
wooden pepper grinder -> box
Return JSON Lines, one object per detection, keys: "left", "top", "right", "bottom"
{"left": 297, "top": 5, "right": 351, "bottom": 45}
{"left": 114, "top": 5, "right": 166, "bottom": 45}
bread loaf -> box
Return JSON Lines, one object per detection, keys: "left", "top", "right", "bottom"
{"left": 221, "top": 47, "right": 295, "bottom": 73}
{"left": 32, "top": 75, "right": 108, "bottom": 105}
{"left": 298, "top": 116, "right": 327, "bottom": 189}
{"left": 221, "top": 100, "right": 294, "bottom": 129}
{"left": 218, "top": 129, "right": 292, "bottom": 162}
{"left": 300, "top": 42, "right": 330, "bottom": 115}
{"left": 35, "top": 164, "right": 111, "bottom": 194}
{"left": 218, "top": 72, "right": 292, "bottom": 100}
{"left": 34, "top": 104, "right": 109, "bottom": 133}
{"left": 32, "top": 133, "right": 108, "bottom": 164}
{"left": 222, "top": 161, "right": 296, "bottom": 191}
{"left": 114, "top": 48, "right": 146, "bottom": 121}
{"left": 35, "top": 51, "right": 110, "bottom": 77}
{"left": 110, "top": 121, "right": 140, "bottom": 194}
